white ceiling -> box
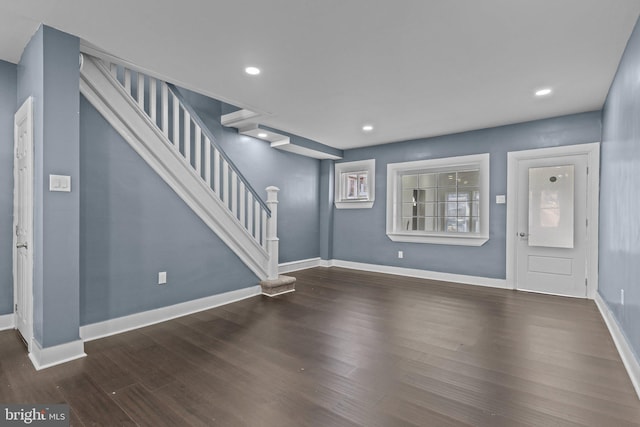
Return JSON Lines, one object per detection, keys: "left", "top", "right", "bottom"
{"left": 1, "top": 1, "right": 639, "bottom": 150}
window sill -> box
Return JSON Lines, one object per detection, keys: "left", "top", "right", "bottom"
{"left": 386, "top": 232, "right": 488, "bottom": 246}
{"left": 335, "top": 200, "right": 374, "bottom": 209}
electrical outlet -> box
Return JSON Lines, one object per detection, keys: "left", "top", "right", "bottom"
{"left": 621, "top": 289, "right": 625, "bottom": 306}
{"left": 158, "top": 271, "right": 167, "bottom": 285}
{"left": 398, "top": 251, "right": 404, "bottom": 259}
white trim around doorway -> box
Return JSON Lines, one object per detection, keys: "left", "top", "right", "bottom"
{"left": 506, "top": 142, "right": 600, "bottom": 298}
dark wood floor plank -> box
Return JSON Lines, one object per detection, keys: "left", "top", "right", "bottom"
{"left": 56, "top": 373, "right": 135, "bottom": 426}
{"left": 378, "top": 395, "right": 473, "bottom": 427}
{"left": 402, "top": 353, "right": 640, "bottom": 422}
{"left": 1, "top": 266, "right": 639, "bottom": 426}
{"left": 68, "top": 407, "right": 85, "bottom": 427}
{"left": 154, "top": 379, "right": 248, "bottom": 426}
{"left": 79, "top": 349, "right": 138, "bottom": 394}
{"left": 111, "top": 383, "right": 189, "bottom": 427}
{"left": 101, "top": 341, "right": 176, "bottom": 391}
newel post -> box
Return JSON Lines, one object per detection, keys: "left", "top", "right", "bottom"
{"left": 260, "top": 186, "right": 295, "bottom": 296}
{"left": 266, "top": 186, "right": 280, "bottom": 280}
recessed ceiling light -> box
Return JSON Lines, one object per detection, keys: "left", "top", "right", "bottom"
{"left": 535, "top": 88, "right": 552, "bottom": 97}
{"left": 245, "top": 66, "right": 261, "bottom": 76}
{"left": 257, "top": 132, "right": 268, "bottom": 138}
{"left": 362, "top": 124, "right": 374, "bottom": 132}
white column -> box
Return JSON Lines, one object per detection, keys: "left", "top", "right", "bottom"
{"left": 265, "top": 186, "right": 280, "bottom": 280}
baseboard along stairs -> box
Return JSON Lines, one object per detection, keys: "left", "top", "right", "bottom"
{"left": 79, "top": 53, "right": 294, "bottom": 293}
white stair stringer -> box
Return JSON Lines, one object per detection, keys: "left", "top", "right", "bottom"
{"left": 79, "top": 55, "right": 269, "bottom": 279}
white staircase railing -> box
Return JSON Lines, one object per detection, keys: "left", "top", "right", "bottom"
{"left": 80, "top": 54, "right": 279, "bottom": 279}
{"left": 107, "top": 61, "right": 271, "bottom": 249}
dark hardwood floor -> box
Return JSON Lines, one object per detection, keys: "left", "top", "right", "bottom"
{"left": 1, "top": 267, "right": 639, "bottom": 426}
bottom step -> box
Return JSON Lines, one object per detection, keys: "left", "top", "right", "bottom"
{"left": 260, "top": 275, "right": 296, "bottom": 297}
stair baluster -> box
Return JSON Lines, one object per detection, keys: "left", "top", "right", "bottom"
{"left": 97, "top": 57, "right": 277, "bottom": 275}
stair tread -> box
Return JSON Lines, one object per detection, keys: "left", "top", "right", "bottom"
{"left": 260, "top": 275, "right": 297, "bottom": 288}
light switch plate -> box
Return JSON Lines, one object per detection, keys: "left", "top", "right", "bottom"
{"left": 496, "top": 195, "right": 506, "bottom": 204}
{"left": 49, "top": 174, "right": 71, "bottom": 192}
{"left": 158, "top": 271, "right": 167, "bottom": 285}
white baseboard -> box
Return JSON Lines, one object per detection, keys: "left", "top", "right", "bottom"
{"left": 278, "top": 257, "right": 322, "bottom": 274}
{"left": 80, "top": 285, "right": 261, "bottom": 342}
{"left": 594, "top": 293, "right": 640, "bottom": 400}
{"left": 29, "top": 339, "right": 86, "bottom": 371}
{"left": 0, "top": 313, "right": 15, "bottom": 331}
{"left": 319, "top": 259, "right": 332, "bottom": 267}
{"left": 262, "top": 289, "right": 296, "bottom": 297}
{"left": 325, "top": 259, "right": 509, "bottom": 290}
{"left": 279, "top": 258, "right": 508, "bottom": 290}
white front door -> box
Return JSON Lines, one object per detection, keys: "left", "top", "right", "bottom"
{"left": 13, "top": 97, "right": 34, "bottom": 351}
{"left": 516, "top": 154, "right": 588, "bottom": 297}
{"left": 507, "top": 143, "right": 600, "bottom": 299}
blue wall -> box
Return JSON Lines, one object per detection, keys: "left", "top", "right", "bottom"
{"left": 78, "top": 76, "right": 321, "bottom": 325}
{"left": 0, "top": 60, "right": 16, "bottom": 315}
{"left": 333, "top": 112, "right": 601, "bottom": 278}
{"left": 79, "top": 96, "right": 260, "bottom": 325}
{"left": 17, "top": 26, "right": 81, "bottom": 347}
{"left": 176, "top": 88, "right": 321, "bottom": 263}
{"left": 600, "top": 17, "right": 640, "bottom": 362}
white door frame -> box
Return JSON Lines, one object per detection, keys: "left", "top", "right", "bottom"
{"left": 506, "top": 142, "right": 600, "bottom": 299}
{"left": 13, "top": 96, "right": 34, "bottom": 351}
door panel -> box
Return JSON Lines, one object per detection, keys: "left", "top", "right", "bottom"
{"left": 528, "top": 165, "right": 574, "bottom": 248}
{"left": 528, "top": 255, "right": 572, "bottom": 275}
{"left": 516, "top": 154, "right": 588, "bottom": 297}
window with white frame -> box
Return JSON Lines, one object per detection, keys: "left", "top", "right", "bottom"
{"left": 335, "top": 159, "right": 375, "bottom": 209}
{"left": 386, "top": 153, "right": 489, "bottom": 245}
{"left": 343, "top": 171, "right": 369, "bottom": 200}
